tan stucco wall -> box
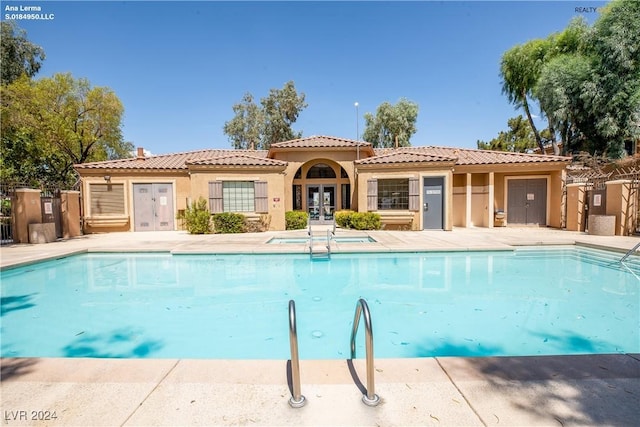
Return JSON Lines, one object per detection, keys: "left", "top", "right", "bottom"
{"left": 452, "top": 174, "right": 466, "bottom": 227}
{"left": 548, "top": 169, "right": 565, "bottom": 228}
{"left": 75, "top": 151, "right": 569, "bottom": 233}
{"left": 80, "top": 172, "right": 189, "bottom": 233}
{"left": 606, "top": 180, "right": 634, "bottom": 236}
{"left": 566, "top": 183, "right": 587, "bottom": 232}
{"left": 471, "top": 174, "right": 489, "bottom": 227}
{"left": 189, "top": 169, "right": 286, "bottom": 230}
{"left": 61, "top": 191, "right": 81, "bottom": 238}
{"left": 356, "top": 167, "right": 454, "bottom": 230}
{"left": 13, "top": 189, "right": 42, "bottom": 243}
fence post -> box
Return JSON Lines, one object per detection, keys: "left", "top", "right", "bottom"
{"left": 565, "top": 183, "right": 588, "bottom": 232}
{"left": 13, "top": 189, "right": 42, "bottom": 243}
{"left": 61, "top": 191, "right": 82, "bottom": 238}
{"left": 605, "top": 179, "right": 634, "bottom": 236}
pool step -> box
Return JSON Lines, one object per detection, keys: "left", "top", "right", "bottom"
{"left": 309, "top": 245, "right": 330, "bottom": 260}
{"left": 515, "top": 248, "right": 640, "bottom": 272}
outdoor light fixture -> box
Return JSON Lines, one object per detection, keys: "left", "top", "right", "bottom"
{"left": 103, "top": 175, "right": 111, "bottom": 182}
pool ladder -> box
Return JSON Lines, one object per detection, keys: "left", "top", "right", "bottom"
{"left": 287, "top": 298, "right": 380, "bottom": 408}
{"left": 349, "top": 298, "right": 380, "bottom": 406}
{"left": 287, "top": 300, "right": 306, "bottom": 407}
{"left": 620, "top": 240, "right": 640, "bottom": 263}
{"left": 308, "top": 228, "right": 332, "bottom": 259}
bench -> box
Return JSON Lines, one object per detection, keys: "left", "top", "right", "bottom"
{"left": 377, "top": 211, "right": 415, "bottom": 230}
{"left": 84, "top": 216, "right": 130, "bottom": 228}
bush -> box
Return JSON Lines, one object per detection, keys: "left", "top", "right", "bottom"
{"left": 181, "top": 197, "right": 212, "bottom": 234}
{"left": 244, "top": 214, "right": 271, "bottom": 232}
{"left": 335, "top": 211, "right": 381, "bottom": 230}
{"left": 335, "top": 210, "right": 354, "bottom": 228}
{"left": 212, "top": 212, "right": 246, "bottom": 233}
{"left": 285, "top": 211, "right": 308, "bottom": 230}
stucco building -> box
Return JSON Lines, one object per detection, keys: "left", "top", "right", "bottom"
{"left": 73, "top": 135, "right": 571, "bottom": 233}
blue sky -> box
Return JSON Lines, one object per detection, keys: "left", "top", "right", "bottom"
{"left": 5, "top": 1, "right": 606, "bottom": 154}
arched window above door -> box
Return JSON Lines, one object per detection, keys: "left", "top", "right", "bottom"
{"left": 306, "top": 163, "right": 336, "bottom": 179}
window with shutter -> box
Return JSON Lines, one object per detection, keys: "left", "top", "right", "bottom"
{"left": 367, "top": 179, "right": 378, "bottom": 211}
{"left": 254, "top": 181, "right": 268, "bottom": 213}
{"left": 208, "top": 181, "right": 223, "bottom": 213}
{"left": 409, "top": 177, "right": 419, "bottom": 211}
{"left": 90, "top": 184, "right": 125, "bottom": 215}
{"left": 377, "top": 179, "right": 409, "bottom": 210}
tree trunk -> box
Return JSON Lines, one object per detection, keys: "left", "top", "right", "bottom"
{"left": 521, "top": 93, "right": 544, "bottom": 153}
{"left": 548, "top": 123, "right": 560, "bottom": 155}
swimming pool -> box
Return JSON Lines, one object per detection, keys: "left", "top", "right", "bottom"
{"left": 1, "top": 247, "right": 638, "bottom": 359}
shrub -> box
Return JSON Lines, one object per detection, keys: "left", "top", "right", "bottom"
{"left": 245, "top": 214, "right": 271, "bottom": 232}
{"left": 181, "top": 197, "right": 212, "bottom": 234}
{"left": 334, "top": 210, "right": 354, "bottom": 228}
{"left": 285, "top": 211, "right": 308, "bottom": 230}
{"left": 335, "top": 211, "right": 381, "bottom": 230}
{"left": 212, "top": 212, "right": 246, "bottom": 233}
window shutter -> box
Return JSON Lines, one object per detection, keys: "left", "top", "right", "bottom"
{"left": 367, "top": 179, "right": 378, "bottom": 211}
{"left": 254, "top": 181, "right": 268, "bottom": 213}
{"left": 208, "top": 181, "right": 223, "bottom": 213}
{"left": 409, "top": 177, "right": 420, "bottom": 211}
{"left": 90, "top": 184, "right": 125, "bottom": 215}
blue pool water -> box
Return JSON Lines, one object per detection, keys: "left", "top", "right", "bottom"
{"left": 1, "top": 247, "right": 638, "bottom": 359}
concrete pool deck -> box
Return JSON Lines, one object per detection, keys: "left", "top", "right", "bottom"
{"left": 1, "top": 227, "right": 639, "bottom": 426}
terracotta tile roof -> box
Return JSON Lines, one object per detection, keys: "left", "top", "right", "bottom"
{"left": 356, "top": 151, "right": 456, "bottom": 165}
{"left": 186, "top": 154, "right": 287, "bottom": 167}
{"left": 74, "top": 138, "right": 570, "bottom": 172}
{"left": 269, "top": 135, "right": 371, "bottom": 149}
{"left": 374, "top": 146, "right": 571, "bottom": 165}
{"left": 75, "top": 149, "right": 269, "bottom": 170}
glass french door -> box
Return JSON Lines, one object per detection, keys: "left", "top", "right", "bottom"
{"left": 307, "top": 185, "right": 335, "bottom": 223}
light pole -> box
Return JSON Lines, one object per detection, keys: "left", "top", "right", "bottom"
{"left": 354, "top": 102, "right": 359, "bottom": 160}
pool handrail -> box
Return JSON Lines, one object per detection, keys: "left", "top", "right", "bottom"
{"left": 349, "top": 298, "right": 380, "bottom": 406}
{"left": 326, "top": 229, "right": 331, "bottom": 258}
{"left": 620, "top": 241, "right": 640, "bottom": 263}
{"left": 288, "top": 300, "right": 306, "bottom": 408}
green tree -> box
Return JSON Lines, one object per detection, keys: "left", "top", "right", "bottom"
{"left": 1, "top": 21, "right": 45, "bottom": 86}
{"left": 535, "top": 54, "right": 593, "bottom": 155}
{"left": 223, "top": 93, "right": 264, "bottom": 150}
{"left": 477, "top": 115, "right": 538, "bottom": 152}
{"left": 1, "top": 73, "right": 132, "bottom": 186}
{"left": 223, "top": 81, "right": 307, "bottom": 150}
{"left": 361, "top": 98, "right": 419, "bottom": 148}
{"left": 534, "top": 0, "right": 640, "bottom": 158}
{"left": 583, "top": 0, "right": 640, "bottom": 158}
{"left": 499, "top": 39, "right": 551, "bottom": 153}
{"left": 261, "top": 81, "right": 307, "bottom": 147}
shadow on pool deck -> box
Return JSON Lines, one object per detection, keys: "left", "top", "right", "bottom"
{"left": 1, "top": 227, "right": 639, "bottom": 426}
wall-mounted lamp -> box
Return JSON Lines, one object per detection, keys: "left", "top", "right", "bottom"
{"left": 103, "top": 175, "right": 111, "bottom": 182}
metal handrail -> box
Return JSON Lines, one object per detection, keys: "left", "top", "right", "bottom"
{"left": 620, "top": 241, "right": 640, "bottom": 262}
{"left": 288, "top": 300, "right": 306, "bottom": 408}
{"left": 308, "top": 228, "right": 313, "bottom": 256}
{"left": 326, "top": 229, "right": 332, "bottom": 258}
{"left": 349, "top": 298, "right": 380, "bottom": 406}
